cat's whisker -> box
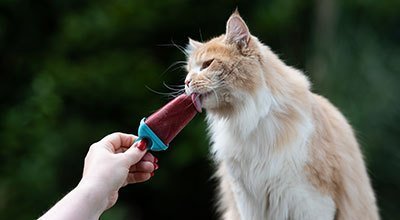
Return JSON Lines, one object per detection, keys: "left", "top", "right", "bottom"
{"left": 145, "top": 85, "right": 183, "bottom": 98}
{"left": 161, "top": 60, "right": 187, "bottom": 76}
{"left": 157, "top": 41, "right": 189, "bottom": 57}
{"left": 198, "top": 77, "right": 214, "bottom": 86}
{"left": 199, "top": 28, "right": 203, "bottom": 42}
{"left": 171, "top": 40, "right": 189, "bottom": 57}
{"left": 209, "top": 86, "right": 220, "bottom": 106}
{"left": 215, "top": 73, "right": 229, "bottom": 85}
{"left": 163, "top": 82, "right": 185, "bottom": 93}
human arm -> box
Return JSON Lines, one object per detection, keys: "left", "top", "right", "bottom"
{"left": 39, "top": 132, "right": 158, "bottom": 220}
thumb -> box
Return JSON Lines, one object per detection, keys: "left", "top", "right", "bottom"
{"left": 123, "top": 140, "right": 148, "bottom": 165}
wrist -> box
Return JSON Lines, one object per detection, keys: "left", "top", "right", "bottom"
{"left": 76, "top": 179, "right": 110, "bottom": 215}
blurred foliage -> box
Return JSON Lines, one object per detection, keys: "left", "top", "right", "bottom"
{"left": 0, "top": 0, "right": 399, "bottom": 219}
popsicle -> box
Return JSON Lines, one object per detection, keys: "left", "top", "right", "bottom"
{"left": 135, "top": 93, "right": 201, "bottom": 151}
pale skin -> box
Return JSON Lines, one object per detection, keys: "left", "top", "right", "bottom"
{"left": 39, "top": 132, "right": 158, "bottom": 220}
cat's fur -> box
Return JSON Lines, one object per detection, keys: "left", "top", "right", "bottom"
{"left": 184, "top": 11, "right": 379, "bottom": 220}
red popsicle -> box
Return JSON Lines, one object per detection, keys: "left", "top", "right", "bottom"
{"left": 136, "top": 93, "right": 201, "bottom": 151}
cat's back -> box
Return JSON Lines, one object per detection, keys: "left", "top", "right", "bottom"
{"left": 307, "top": 93, "right": 379, "bottom": 220}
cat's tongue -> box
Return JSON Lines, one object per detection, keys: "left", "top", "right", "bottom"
{"left": 144, "top": 94, "right": 200, "bottom": 148}
{"left": 191, "top": 93, "right": 202, "bottom": 113}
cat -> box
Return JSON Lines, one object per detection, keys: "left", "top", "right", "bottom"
{"left": 184, "top": 11, "right": 379, "bottom": 220}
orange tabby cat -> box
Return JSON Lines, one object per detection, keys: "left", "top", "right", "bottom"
{"left": 184, "top": 11, "right": 379, "bottom": 220}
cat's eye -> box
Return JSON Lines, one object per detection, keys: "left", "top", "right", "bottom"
{"left": 201, "top": 59, "right": 214, "bottom": 71}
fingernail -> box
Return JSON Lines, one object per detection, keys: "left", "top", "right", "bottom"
{"left": 154, "top": 157, "right": 158, "bottom": 163}
{"left": 150, "top": 172, "right": 154, "bottom": 177}
{"left": 154, "top": 163, "right": 159, "bottom": 170}
{"left": 136, "top": 139, "right": 147, "bottom": 151}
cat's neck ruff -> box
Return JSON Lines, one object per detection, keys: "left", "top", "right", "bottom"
{"left": 207, "top": 87, "right": 273, "bottom": 138}
{"left": 206, "top": 85, "right": 313, "bottom": 165}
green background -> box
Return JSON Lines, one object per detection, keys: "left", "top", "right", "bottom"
{"left": 1, "top": 0, "right": 399, "bottom": 219}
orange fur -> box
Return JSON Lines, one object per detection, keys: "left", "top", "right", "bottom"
{"left": 307, "top": 95, "right": 379, "bottom": 219}
{"left": 185, "top": 12, "right": 379, "bottom": 220}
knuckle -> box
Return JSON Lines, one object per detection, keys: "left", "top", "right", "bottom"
{"left": 104, "top": 132, "right": 120, "bottom": 141}
{"left": 112, "top": 132, "right": 123, "bottom": 137}
{"left": 89, "top": 143, "right": 98, "bottom": 150}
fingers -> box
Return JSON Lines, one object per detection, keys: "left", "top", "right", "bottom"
{"left": 129, "top": 160, "right": 157, "bottom": 173}
{"left": 124, "top": 149, "right": 159, "bottom": 185}
{"left": 126, "top": 172, "right": 152, "bottom": 184}
{"left": 126, "top": 155, "right": 159, "bottom": 185}
{"left": 123, "top": 140, "right": 148, "bottom": 165}
{"left": 141, "top": 152, "right": 157, "bottom": 163}
{"left": 100, "top": 132, "right": 137, "bottom": 152}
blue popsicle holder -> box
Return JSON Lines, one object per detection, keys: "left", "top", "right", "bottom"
{"left": 135, "top": 118, "right": 169, "bottom": 151}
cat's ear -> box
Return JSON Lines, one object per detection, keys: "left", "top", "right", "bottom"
{"left": 186, "top": 38, "right": 203, "bottom": 55}
{"left": 225, "top": 11, "right": 250, "bottom": 49}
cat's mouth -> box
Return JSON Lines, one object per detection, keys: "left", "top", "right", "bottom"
{"left": 191, "top": 93, "right": 202, "bottom": 113}
{"left": 190, "top": 92, "right": 212, "bottom": 113}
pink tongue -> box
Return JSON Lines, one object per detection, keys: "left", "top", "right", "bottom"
{"left": 191, "top": 93, "right": 202, "bottom": 113}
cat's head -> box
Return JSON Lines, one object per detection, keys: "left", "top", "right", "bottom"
{"left": 185, "top": 11, "right": 267, "bottom": 115}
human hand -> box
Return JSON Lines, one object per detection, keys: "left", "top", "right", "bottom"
{"left": 79, "top": 132, "right": 158, "bottom": 211}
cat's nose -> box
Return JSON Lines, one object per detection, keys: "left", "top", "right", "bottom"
{"left": 185, "top": 79, "right": 191, "bottom": 86}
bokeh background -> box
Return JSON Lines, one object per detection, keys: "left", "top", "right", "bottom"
{"left": 1, "top": 0, "right": 399, "bottom": 219}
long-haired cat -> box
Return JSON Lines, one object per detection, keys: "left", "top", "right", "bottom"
{"left": 184, "top": 11, "right": 379, "bottom": 220}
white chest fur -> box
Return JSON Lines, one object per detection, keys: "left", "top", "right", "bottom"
{"left": 207, "top": 91, "right": 336, "bottom": 220}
